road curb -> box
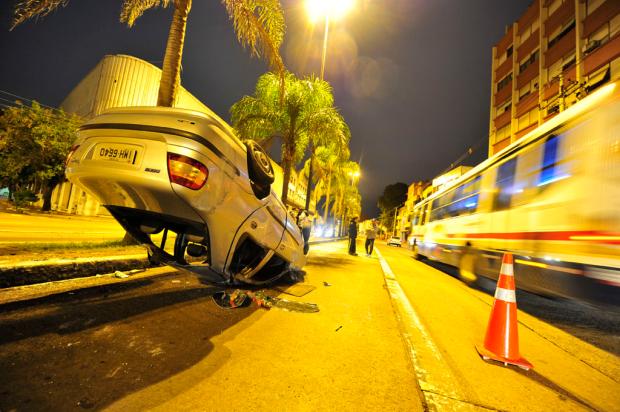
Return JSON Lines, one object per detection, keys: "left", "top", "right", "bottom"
{"left": 0, "top": 255, "right": 151, "bottom": 288}
{"left": 0, "top": 238, "right": 346, "bottom": 289}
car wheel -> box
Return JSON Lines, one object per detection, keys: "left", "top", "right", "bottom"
{"left": 246, "top": 140, "right": 275, "bottom": 187}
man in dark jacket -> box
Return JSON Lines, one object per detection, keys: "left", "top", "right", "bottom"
{"left": 348, "top": 217, "right": 358, "bottom": 255}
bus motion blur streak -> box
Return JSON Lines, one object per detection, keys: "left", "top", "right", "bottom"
{"left": 409, "top": 82, "right": 620, "bottom": 305}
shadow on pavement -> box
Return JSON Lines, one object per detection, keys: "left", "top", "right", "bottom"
{"left": 0, "top": 275, "right": 259, "bottom": 411}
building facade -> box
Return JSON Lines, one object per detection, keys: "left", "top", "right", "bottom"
{"left": 489, "top": 0, "right": 620, "bottom": 155}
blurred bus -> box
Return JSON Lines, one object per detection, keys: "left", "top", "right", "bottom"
{"left": 410, "top": 81, "right": 620, "bottom": 305}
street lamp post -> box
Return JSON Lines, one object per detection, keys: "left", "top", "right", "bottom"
{"left": 320, "top": 13, "right": 330, "bottom": 80}
{"left": 392, "top": 207, "right": 398, "bottom": 237}
{"left": 306, "top": 0, "right": 354, "bottom": 80}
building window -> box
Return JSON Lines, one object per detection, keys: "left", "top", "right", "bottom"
{"left": 517, "top": 107, "right": 539, "bottom": 130}
{"left": 519, "top": 50, "right": 539, "bottom": 74}
{"left": 547, "top": 0, "right": 562, "bottom": 15}
{"left": 586, "top": 0, "right": 605, "bottom": 16}
{"left": 494, "top": 124, "right": 511, "bottom": 144}
{"left": 499, "top": 99, "right": 512, "bottom": 114}
{"left": 548, "top": 19, "right": 575, "bottom": 49}
{"left": 519, "top": 20, "right": 539, "bottom": 45}
{"left": 497, "top": 73, "right": 513, "bottom": 92}
{"left": 507, "top": 45, "right": 513, "bottom": 58}
{"left": 562, "top": 54, "right": 576, "bottom": 71}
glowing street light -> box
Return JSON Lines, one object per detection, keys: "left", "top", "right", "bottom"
{"left": 305, "top": 0, "right": 355, "bottom": 79}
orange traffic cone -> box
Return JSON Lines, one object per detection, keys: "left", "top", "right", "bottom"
{"left": 475, "top": 253, "right": 533, "bottom": 370}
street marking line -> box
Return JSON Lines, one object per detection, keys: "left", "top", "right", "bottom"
{"left": 376, "top": 248, "right": 485, "bottom": 411}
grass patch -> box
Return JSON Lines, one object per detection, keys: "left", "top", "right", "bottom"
{"left": 0, "top": 240, "right": 142, "bottom": 254}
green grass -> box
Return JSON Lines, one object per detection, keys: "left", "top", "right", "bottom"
{"left": 1, "top": 240, "right": 142, "bottom": 253}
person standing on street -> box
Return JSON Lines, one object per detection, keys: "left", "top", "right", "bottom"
{"left": 365, "top": 219, "right": 378, "bottom": 256}
{"left": 298, "top": 209, "right": 312, "bottom": 255}
{"left": 348, "top": 217, "right": 358, "bottom": 255}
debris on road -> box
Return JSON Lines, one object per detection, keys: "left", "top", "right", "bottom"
{"left": 323, "top": 281, "right": 332, "bottom": 286}
{"left": 335, "top": 325, "right": 342, "bottom": 332}
{"left": 212, "top": 289, "right": 319, "bottom": 313}
{"left": 114, "top": 270, "right": 128, "bottom": 279}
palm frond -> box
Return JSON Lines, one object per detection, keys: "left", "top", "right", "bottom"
{"left": 120, "top": 0, "right": 171, "bottom": 27}
{"left": 222, "top": 0, "right": 285, "bottom": 77}
{"left": 12, "top": 0, "right": 68, "bottom": 29}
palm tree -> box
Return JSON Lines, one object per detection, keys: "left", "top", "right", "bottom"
{"left": 302, "top": 105, "right": 349, "bottom": 211}
{"left": 230, "top": 72, "right": 337, "bottom": 205}
{"left": 11, "top": 0, "right": 286, "bottom": 107}
{"left": 331, "top": 160, "right": 360, "bottom": 234}
{"left": 314, "top": 143, "right": 350, "bottom": 225}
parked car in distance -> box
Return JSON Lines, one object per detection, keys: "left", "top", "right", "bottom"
{"left": 387, "top": 236, "right": 402, "bottom": 247}
{"left": 65, "top": 106, "right": 306, "bottom": 286}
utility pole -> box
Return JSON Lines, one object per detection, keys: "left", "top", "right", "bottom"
{"left": 392, "top": 206, "right": 398, "bottom": 237}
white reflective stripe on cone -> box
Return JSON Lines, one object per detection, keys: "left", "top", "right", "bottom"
{"left": 500, "top": 263, "right": 514, "bottom": 277}
{"left": 494, "top": 287, "right": 516, "bottom": 303}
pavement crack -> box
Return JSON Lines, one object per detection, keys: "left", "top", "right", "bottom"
{"left": 421, "top": 389, "right": 507, "bottom": 411}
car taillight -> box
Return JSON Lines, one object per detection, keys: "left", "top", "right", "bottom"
{"left": 65, "top": 144, "right": 80, "bottom": 166}
{"left": 167, "top": 153, "right": 208, "bottom": 190}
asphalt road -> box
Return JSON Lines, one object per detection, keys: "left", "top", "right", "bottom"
{"left": 0, "top": 241, "right": 422, "bottom": 411}
{"left": 0, "top": 241, "right": 618, "bottom": 411}
{"left": 378, "top": 244, "right": 620, "bottom": 411}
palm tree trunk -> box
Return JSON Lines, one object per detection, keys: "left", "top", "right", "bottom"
{"left": 322, "top": 167, "right": 332, "bottom": 224}
{"left": 281, "top": 145, "right": 294, "bottom": 205}
{"left": 304, "top": 145, "right": 315, "bottom": 211}
{"left": 157, "top": 0, "right": 192, "bottom": 107}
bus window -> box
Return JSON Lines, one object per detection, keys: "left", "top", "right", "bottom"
{"left": 430, "top": 192, "right": 450, "bottom": 221}
{"left": 538, "top": 134, "right": 570, "bottom": 186}
{"left": 494, "top": 157, "right": 517, "bottom": 210}
{"left": 459, "top": 176, "right": 481, "bottom": 213}
{"left": 422, "top": 203, "right": 430, "bottom": 225}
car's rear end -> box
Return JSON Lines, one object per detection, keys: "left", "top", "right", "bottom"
{"left": 66, "top": 106, "right": 303, "bottom": 284}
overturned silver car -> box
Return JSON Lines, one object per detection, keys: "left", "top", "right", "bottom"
{"left": 66, "top": 107, "right": 306, "bottom": 285}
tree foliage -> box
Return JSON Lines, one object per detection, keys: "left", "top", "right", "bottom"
{"left": 0, "top": 102, "right": 81, "bottom": 210}
{"left": 231, "top": 72, "right": 345, "bottom": 205}
{"left": 377, "top": 182, "right": 408, "bottom": 231}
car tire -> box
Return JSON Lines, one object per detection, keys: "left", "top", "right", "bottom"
{"left": 246, "top": 140, "right": 275, "bottom": 187}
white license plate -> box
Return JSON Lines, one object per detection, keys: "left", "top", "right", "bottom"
{"left": 93, "top": 144, "right": 140, "bottom": 164}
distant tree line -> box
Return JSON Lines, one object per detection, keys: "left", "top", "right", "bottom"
{"left": 0, "top": 102, "right": 80, "bottom": 210}
{"left": 377, "top": 182, "right": 408, "bottom": 233}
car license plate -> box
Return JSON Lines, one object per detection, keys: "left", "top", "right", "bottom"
{"left": 93, "top": 144, "right": 140, "bottom": 165}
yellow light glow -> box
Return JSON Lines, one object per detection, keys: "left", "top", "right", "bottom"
{"left": 515, "top": 259, "right": 548, "bottom": 269}
{"left": 306, "top": 0, "right": 355, "bottom": 22}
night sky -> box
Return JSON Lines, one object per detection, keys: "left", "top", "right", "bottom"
{"left": 0, "top": 0, "right": 530, "bottom": 216}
